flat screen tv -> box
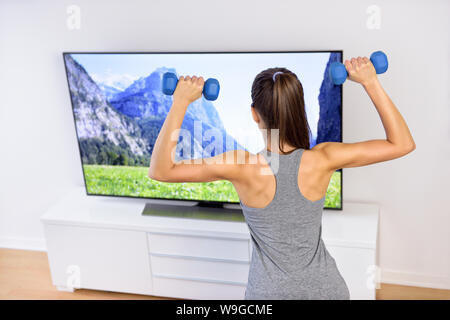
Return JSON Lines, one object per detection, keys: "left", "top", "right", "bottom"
{"left": 63, "top": 51, "right": 343, "bottom": 210}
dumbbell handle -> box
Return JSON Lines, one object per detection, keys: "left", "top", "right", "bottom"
{"left": 330, "top": 51, "right": 389, "bottom": 85}
{"left": 162, "top": 72, "right": 220, "bottom": 101}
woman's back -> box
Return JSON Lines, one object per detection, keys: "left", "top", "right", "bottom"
{"left": 240, "top": 148, "right": 350, "bottom": 299}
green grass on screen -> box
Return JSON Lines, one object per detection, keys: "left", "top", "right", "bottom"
{"left": 83, "top": 165, "right": 341, "bottom": 208}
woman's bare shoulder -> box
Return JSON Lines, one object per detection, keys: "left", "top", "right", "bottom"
{"left": 220, "top": 150, "right": 260, "bottom": 165}
{"left": 219, "top": 150, "right": 268, "bottom": 182}
{"left": 303, "top": 146, "right": 331, "bottom": 171}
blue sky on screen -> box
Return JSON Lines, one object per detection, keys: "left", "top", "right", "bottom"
{"left": 72, "top": 52, "right": 330, "bottom": 153}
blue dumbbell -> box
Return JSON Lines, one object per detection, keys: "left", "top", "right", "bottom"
{"left": 162, "top": 72, "right": 220, "bottom": 101}
{"left": 330, "top": 51, "right": 389, "bottom": 85}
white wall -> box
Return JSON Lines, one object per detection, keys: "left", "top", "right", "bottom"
{"left": 0, "top": 0, "right": 449, "bottom": 289}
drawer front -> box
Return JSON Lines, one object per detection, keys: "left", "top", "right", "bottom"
{"left": 152, "top": 276, "right": 246, "bottom": 300}
{"left": 150, "top": 254, "right": 249, "bottom": 284}
{"left": 147, "top": 232, "right": 250, "bottom": 262}
{"left": 44, "top": 224, "right": 152, "bottom": 295}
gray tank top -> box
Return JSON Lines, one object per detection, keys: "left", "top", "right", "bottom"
{"left": 240, "top": 148, "right": 350, "bottom": 300}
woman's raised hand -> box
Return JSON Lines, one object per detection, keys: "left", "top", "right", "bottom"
{"left": 173, "top": 75, "right": 205, "bottom": 105}
{"left": 344, "top": 57, "right": 377, "bottom": 86}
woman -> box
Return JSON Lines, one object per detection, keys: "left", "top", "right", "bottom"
{"left": 148, "top": 56, "right": 415, "bottom": 299}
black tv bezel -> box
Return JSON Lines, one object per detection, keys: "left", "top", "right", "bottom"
{"left": 63, "top": 50, "right": 343, "bottom": 210}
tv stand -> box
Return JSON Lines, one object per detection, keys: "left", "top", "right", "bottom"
{"left": 41, "top": 187, "right": 379, "bottom": 299}
{"left": 141, "top": 202, "right": 245, "bottom": 222}
{"left": 196, "top": 201, "right": 225, "bottom": 208}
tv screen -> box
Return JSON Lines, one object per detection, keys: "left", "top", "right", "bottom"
{"left": 63, "top": 51, "right": 342, "bottom": 209}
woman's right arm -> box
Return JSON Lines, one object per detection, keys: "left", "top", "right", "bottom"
{"left": 314, "top": 56, "right": 415, "bottom": 170}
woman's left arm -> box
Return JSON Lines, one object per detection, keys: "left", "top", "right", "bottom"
{"left": 148, "top": 75, "right": 244, "bottom": 183}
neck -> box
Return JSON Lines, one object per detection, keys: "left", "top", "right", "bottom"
{"left": 265, "top": 138, "right": 296, "bottom": 154}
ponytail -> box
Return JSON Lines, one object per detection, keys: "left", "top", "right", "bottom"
{"left": 251, "top": 67, "right": 311, "bottom": 154}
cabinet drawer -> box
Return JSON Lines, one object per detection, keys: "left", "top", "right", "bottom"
{"left": 152, "top": 275, "right": 246, "bottom": 300}
{"left": 147, "top": 232, "right": 250, "bottom": 261}
{"left": 150, "top": 254, "right": 249, "bottom": 284}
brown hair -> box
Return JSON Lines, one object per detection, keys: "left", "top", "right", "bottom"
{"left": 251, "top": 67, "right": 311, "bottom": 154}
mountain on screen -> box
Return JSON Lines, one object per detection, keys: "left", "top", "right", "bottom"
{"left": 108, "top": 67, "right": 242, "bottom": 159}
{"left": 97, "top": 83, "right": 121, "bottom": 101}
{"left": 65, "top": 54, "right": 242, "bottom": 166}
{"left": 316, "top": 52, "right": 341, "bottom": 144}
{"left": 64, "top": 54, "right": 149, "bottom": 165}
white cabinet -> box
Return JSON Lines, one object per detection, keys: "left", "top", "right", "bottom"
{"left": 41, "top": 188, "right": 379, "bottom": 300}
